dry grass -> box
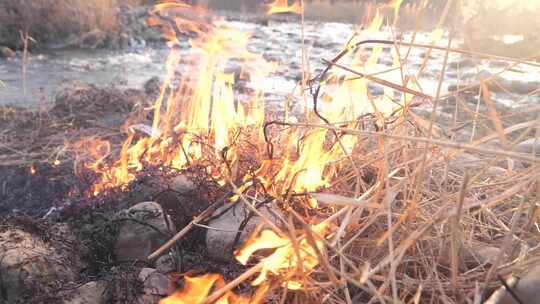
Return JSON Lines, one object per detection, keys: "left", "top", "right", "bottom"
{"left": 196, "top": 3, "right": 540, "bottom": 303}
{"left": 1, "top": 1, "right": 540, "bottom": 303}
{"left": 0, "top": 0, "right": 150, "bottom": 48}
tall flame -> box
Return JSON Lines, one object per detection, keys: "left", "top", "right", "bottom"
{"left": 86, "top": 2, "right": 273, "bottom": 195}
{"left": 83, "top": 0, "right": 404, "bottom": 206}
{"left": 80, "top": 2, "right": 410, "bottom": 301}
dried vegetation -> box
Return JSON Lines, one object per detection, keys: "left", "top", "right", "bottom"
{"left": 1, "top": 1, "right": 540, "bottom": 303}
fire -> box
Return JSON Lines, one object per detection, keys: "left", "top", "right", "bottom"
{"left": 161, "top": 274, "right": 219, "bottom": 304}
{"left": 29, "top": 164, "right": 36, "bottom": 175}
{"left": 83, "top": 0, "right": 401, "bottom": 197}
{"left": 85, "top": 2, "right": 273, "bottom": 195}
{"left": 266, "top": 0, "right": 301, "bottom": 16}
{"left": 235, "top": 222, "right": 331, "bottom": 290}
{"left": 256, "top": 6, "right": 400, "bottom": 197}
{"left": 79, "top": 1, "right": 410, "bottom": 301}
{"left": 159, "top": 273, "right": 268, "bottom": 304}
{"left": 161, "top": 222, "right": 331, "bottom": 303}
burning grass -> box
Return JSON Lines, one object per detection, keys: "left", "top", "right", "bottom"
{"left": 1, "top": 0, "right": 540, "bottom": 303}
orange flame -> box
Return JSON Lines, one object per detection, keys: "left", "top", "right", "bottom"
{"left": 235, "top": 222, "right": 331, "bottom": 290}
{"left": 78, "top": 1, "right": 415, "bottom": 302}
{"left": 30, "top": 164, "right": 36, "bottom": 175}
{"left": 86, "top": 2, "right": 273, "bottom": 195}
{"left": 160, "top": 273, "right": 268, "bottom": 304}
{"left": 161, "top": 274, "right": 219, "bottom": 304}
{"left": 266, "top": 0, "right": 301, "bottom": 15}
{"left": 83, "top": 0, "right": 402, "bottom": 203}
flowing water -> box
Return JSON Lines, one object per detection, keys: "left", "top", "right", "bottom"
{"left": 1, "top": 18, "right": 539, "bottom": 109}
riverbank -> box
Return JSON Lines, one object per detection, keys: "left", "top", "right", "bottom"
{"left": 0, "top": 1, "right": 161, "bottom": 51}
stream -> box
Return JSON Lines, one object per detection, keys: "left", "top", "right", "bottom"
{"left": 1, "top": 17, "right": 539, "bottom": 110}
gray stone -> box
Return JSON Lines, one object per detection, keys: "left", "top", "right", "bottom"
{"left": 495, "top": 264, "right": 540, "bottom": 304}
{"left": 205, "top": 202, "right": 282, "bottom": 262}
{"left": 138, "top": 268, "right": 157, "bottom": 282}
{"left": 137, "top": 268, "right": 175, "bottom": 302}
{"left": 141, "top": 28, "right": 164, "bottom": 43}
{"left": 143, "top": 76, "right": 161, "bottom": 96}
{"left": 474, "top": 246, "right": 502, "bottom": 265}
{"left": 170, "top": 175, "right": 196, "bottom": 193}
{"left": 448, "top": 58, "right": 477, "bottom": 69}
{"left": 63, "top": 281, "right": 108, "bottom": 304}
{"left": 135, "top": 294, "right": 163, "bottom": 304}
{"left": 143, "top": 272, "right": 174, "bottom": 296}
{"left": 486, "top": 137, "right": 540, "bottom": 157}
{"left": 448, "top": 152, "right": 484, "bottom": 171}
{"left": 513, "top": 138, "right": 540, "bottom": 155}
{"left": 155, "top": 254, "right": 177, "bottom": 274}
{"left": 114, "top": 202, "right": 175, "bottom": 262}
{"left": 504, "top": 80, "right": 540, "bottom": 95}
{"left": 0, "top": 229, "right": 77, "bottom": 302}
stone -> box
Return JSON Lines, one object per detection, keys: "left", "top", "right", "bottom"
{"left": 138, "top": 268, "right": 157, "bottom": 282}
{"left": 513, "top": 138, "right": 540, "bottom": 155}
{"left": 170, "top": 174, "right": 196, "bottom": 193}
{"left": 141, "top": 28, "right": 164, "bottom": 43}
{"left": 494, "top": 264, "right": 540, "bottom": 304}
{"left": 448, "top": 152, "right": 484, "bottom": 171}
{"left": 114, "top": 202, "right": 175, "bottom": 262}
{"left": 0, "top": 46, "right": 15, "bottom": 59}
{"left": 135, "top": 268, "right": 175, "bottom": 304}
{"left": 474, "top": 246, "right": 502, "bottom": 265}
{"left": 205, "top": 202, "right": 283, "bottom": 262}
{"left": 143, "top": 76, "right": 161, "bottom": 96}
{"left": 504, "top": 80, "right": 540, "bottom": 95}
{"left": 63, "top": 281, "right": 108, "bottom": 304}
{"left": 155, "top": 254, "right": 177, "bottom": 274}
{"left": 448, "top": 58, "right": 477, "bottom": 69}
{"left": 0, "top": 229, "right": 77, "bottom": 302}
{"left": 135, "top": 294, "right": 162, "bottom": 304}
{"left": 142, "top": 270, "right": 175, "bottom": 296}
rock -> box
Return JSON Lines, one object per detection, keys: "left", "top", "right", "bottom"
{"left": 454, "top": 70, "right": 540, "bottom": 95}
{"left": 487, "top": 138, "right": 540, "bottom": 156}
{"left": 141, "top": 28, "right": 164, "bottom": 43}
{"left": 448, "top": 58, "right": 477, "bottom": 69}
{"left": 419, "top": 51, "right": 436, "bottom": 60}
{"left": 144, "top": 76, "right": 161, "bottom": 96}
{"left": 513, "top": 138, "right": 540, "bottom": 155}
{"left": 135, "top": 294, "right": 163, "bottom": 304}
{"left": 465, "top": 245, "right": 502, "bottom": 265}
{"left": 170, "top": 174, "right": 196, "bottom": 193}
{"left": 494, "top": 264, "right": 540, "bottom": 304}
{"left": 448, "top": 152, "right": 484, "bottom": 171}
{"left": 155, "top": 254, "right": 177, "bottom": 274}
{"left": 367, "top": 84, "right": 384, "bottom": 96}
{"left": 503, "top": 80, "right": 540, "bottom": 95}
{"left": 438, "top": 240, "right": 506, "bottom": 270}
{"left": 63, "top": 281, "right": 108, "bottom": 304}
{"left": 206, "top": 202, "right": 283, "bottom": 262}
{"left": 138, "top": 268, "right": 157, "bottom": 282}
{"left": 139, "top": 268, "right": 175, "bottom": 296}
{"left": 129, "top": 36, "right": 146, "bottom": 49}
{"left": 0, "top": 229, "right": 77, "bottom": 302}
{"left": 0, "top": 46, "right": 15, "bottom": 59}
{"left": 135, "top": 268, "right": 175, "bottom": 304}
{"left": 114, "top": 202, "right": 175, "bottom": 262}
